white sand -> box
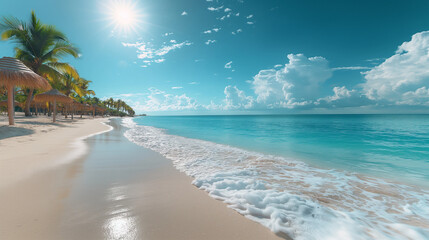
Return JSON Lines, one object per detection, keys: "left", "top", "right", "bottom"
{"left": 0, "top": 113, "right": 110, "bottom": 189}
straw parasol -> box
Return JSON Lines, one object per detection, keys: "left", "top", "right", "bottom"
{"left": 0, "top": 57, "right": 51, "bottom": 125}
{"left": 69, "top": 101, "right": 83, "bottom": 120}
{"left": 34, "top": 89, "right": 73, "bottom": 122}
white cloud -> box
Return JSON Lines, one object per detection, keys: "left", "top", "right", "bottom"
{"left": 400, "top": 87, "right": 429, "bottom": 105}
{"left": 225, "top": 61, "right": 233, "bottom": 68}
{"left": 208, "top": 6, "right": 224, "bottom": 11}
{"left": 163, "top": 32, "right": 173, "bottom": 36}
{"left": 224, "top": 8, "right": 232, "bottom": 12}
{"left": 172, "top": 86, "right": 183, "bottom": 89}
{"left": 122, "top": 40, "right": 192, "bottom": 67}
{"left": 181, "top": 11, "right": 188, "bottom": 16}
{"left": 363, "top": 31, "right": 429, "bottom": 105}
{"left": 246, "top": 14, "right": 253, "bottom": 19}
{"left": 274, "top": 64, "right": 283, "bottom": 68}
{"left": 251, "top": 53, "right": 332, "bottom": 108}
{"left": 204, "top": 28, "right": 221, "bottom": 34}
{"left": 315, "top": 86, "right": 373, "bottom": 108}
{"left": 247, "top": 21, "right": 254, "bottom": 25}
{"left": 170, "top": 39, "right": 177, "bottom": 43}
{"left": 205, "top": 39, "right": 216, "bottom": 45}
{"left": 188, "top": 82, "right": 199, "bottom": 85}
{"left": 235, "top": 13, "right": 240, "bottom": 16}
{"left": 223, "top": 86, "right": 254, "bottom": 110}
{"left": 130, "top": 88, "right": 199, "bottom": 112}
{"left": 156, "top": 41, "right": 192, "bottom": 56}
{"left": 232, "top": 29, "right": 242, "bottom": 35}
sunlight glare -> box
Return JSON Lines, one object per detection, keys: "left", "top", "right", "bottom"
{"left": 105, "top": 0, "right": 143, "bottom": 35}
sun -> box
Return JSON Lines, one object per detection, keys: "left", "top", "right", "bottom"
{"left": 104, "top": 0, "right": 144, "bottom": 35}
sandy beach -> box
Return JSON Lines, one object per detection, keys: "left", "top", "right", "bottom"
{"left": 0, "top": 115, "right": 281, "bottom": 240}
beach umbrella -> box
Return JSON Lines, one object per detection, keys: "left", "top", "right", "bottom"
{"left": 70, "top": 101, "right": 83, "bottom": 120}
{"left": 34, "top": 89, "right": 73, "bottom": 122}
{"left": 0, "top": 57, "right": 50, "bottom": 125}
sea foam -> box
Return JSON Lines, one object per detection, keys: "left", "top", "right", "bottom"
{"left": 122, "top": 118, "right": 429, "bottom": 240}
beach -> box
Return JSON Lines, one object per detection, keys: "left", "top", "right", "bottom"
{"left": 0, "top": 115, "right": 281, "bottom": 240}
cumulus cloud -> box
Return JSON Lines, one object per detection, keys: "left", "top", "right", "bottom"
{"left": 223, "top": 86, "right": 254, "bottom": 110}
{"left": 315, "top": 86, "right": 373, "bottom": 108}
{"left": 172, "top": 86, "right": 183, "bottom": 89}
{"left": 251, "top": 54, "right": 332, "bottom": 108}
{"left": 400, "top": 87, "right": 429, "bottom": 105}
{"left": 362, "top": 31, "right": 429, "bottom": 105}
{"left": 130, "top": 88, "right": 199, "bottom": 112}
{"left": 181, "top": 11, "right": 188, "bottom": 16}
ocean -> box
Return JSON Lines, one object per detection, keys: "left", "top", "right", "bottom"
{"left": 123, "top": 114, "right": 429, "bottom": 240}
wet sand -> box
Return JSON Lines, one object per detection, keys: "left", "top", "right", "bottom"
{"left": 0, "top": 117, "right": 281, "bottom": 240}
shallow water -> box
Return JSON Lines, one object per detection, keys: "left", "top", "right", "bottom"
{"left": 132, "top": 115, "right": 429, "bottom": 187}
{"left": 123, "top": 115, "right": 429, "bottom": 240}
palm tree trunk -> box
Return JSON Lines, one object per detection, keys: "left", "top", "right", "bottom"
{"left": 53, "top": 100, "right": 56, "bottom": 122}
{"left": 24, "top": 89, "right": 34, "bottom": 117}
{"left": 7, "top": 85, "right": 15, "bottom": 125}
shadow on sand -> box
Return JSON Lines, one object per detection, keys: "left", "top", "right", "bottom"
{"left": 0, "top": 126, "right": 35, "bottom": 140}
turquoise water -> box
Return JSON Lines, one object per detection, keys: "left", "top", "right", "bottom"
{"left": 134, "top": 114, "right": 429, "bottom": 187}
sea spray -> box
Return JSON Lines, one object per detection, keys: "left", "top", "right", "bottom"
{"left": 122, "top": 118, "right": 429, "bottom": 240}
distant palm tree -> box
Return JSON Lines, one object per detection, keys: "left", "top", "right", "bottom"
{"left": 53, "top": 73, "right": 94, "bottom": 100}
{"left": 0, "top": 11, "right": 79, "bottom": 116}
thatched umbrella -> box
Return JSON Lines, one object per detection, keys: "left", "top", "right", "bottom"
{"left": 34, "top": 89, "right": 73, "bottom": 122}
{"left": 70, "top": 101, "right": 83, "bottom": 120}
{"left": 0, "top": 57, "right": 50, "bottom": 125}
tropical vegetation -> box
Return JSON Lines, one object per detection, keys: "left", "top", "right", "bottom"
{"left": 0, "top": 11, "right": 135, "bottom": 117}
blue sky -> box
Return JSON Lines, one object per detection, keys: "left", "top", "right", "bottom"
{"left": 1, "top": 0, "right": 429, "bottom": 114}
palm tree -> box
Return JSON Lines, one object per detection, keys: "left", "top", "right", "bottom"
{"left": 53, "top": 73, "right": 94, "bottom": 100}
{"left": 0, "top": 11, "right": 79, "bottom": 116}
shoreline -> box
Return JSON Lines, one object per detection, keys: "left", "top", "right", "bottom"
{"left": 0, "top": 115, "right": 282, "bottom": 240}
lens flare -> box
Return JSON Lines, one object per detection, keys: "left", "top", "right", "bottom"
{"left": 104, "top": 0, "right": 144, "bottom": 35}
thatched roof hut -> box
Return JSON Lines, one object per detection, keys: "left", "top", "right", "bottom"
{"left": 0, "top": 57, "right": 51, "bottom": 89}
{"left": 0, "top": 57, "right": 50, "bottom": 125}
{"left": 34, "top": 89, "right": 73, "bottom": 103}
{"left": 34, "top": 89, "right": 73, "bottom": 122}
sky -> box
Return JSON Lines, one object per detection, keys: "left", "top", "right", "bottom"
{"left": 1, "top": 0, "right": 429, "bottom": 115}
